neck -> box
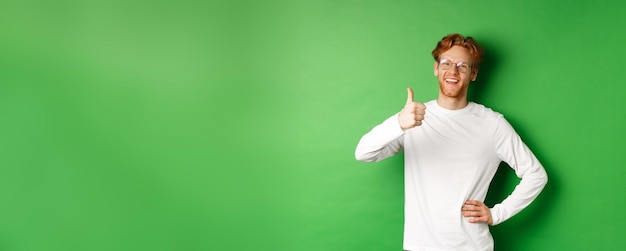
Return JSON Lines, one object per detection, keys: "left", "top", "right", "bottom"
{"left": 436, "top": 95, "right": 469, "bottom": 110}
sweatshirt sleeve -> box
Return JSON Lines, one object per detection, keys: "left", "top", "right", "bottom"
{"left": 355, "top": 113, "right": 406, "bottom": 162}
{"left": 490, "top": 116, "right": 548, "bottom": 225}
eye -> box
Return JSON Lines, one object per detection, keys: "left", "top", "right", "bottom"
{"left": 441, "top": 62, "right": 452, "bottom": 68}
{"left": 459, "top": 64, "right": 470, "bottom": 70}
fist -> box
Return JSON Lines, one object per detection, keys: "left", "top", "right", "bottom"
{"left": 399, "top": 87, "right": 426, "bottom": 130}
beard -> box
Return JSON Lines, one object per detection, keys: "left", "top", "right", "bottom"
{"left": 439, "top": 80, "right": 467, "bottom": 98}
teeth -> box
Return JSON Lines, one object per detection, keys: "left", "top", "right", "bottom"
{"left": 445, "top": 78, "right": 459, "bottom": 83}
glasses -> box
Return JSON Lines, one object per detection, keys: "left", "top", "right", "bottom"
{"left": 438, "top": 59, "right": 472, "bottom": 74}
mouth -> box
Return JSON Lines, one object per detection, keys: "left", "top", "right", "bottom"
{"left": 445, "top": 78, "right": 459, "bottom": 84}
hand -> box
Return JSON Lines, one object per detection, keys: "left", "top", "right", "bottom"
{"left": 398, "top": 87, "right": 426, "bottom": 130}
{"left": 462, "top": 200, "right": 493, "bottom": 225}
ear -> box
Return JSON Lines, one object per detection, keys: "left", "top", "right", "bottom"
{"left": 470, "top": 68, "right": 478, "bottom": 81}
{"left": 434, "top": 61, "right": 439, "bottom": 76}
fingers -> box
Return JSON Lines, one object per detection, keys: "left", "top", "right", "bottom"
{"left": 468, "top": 215, "right": 489, "bottom": 223}
{"left": 400, "top": 104, "right": 426, "bottom": 129}
{"left": 406, "top": 87, "right": 414, "bottom": 105}
{"left": 461, "top": 200, "right": 484, "bottom": 214}
{"left": 461, "top": 200, "right": 493, "bottom": 225}
{"left": 399, "top": 87, "right": 427, "bottom": 130}
{"left": 464, "top": 200, "right": 483, "bottom": 206}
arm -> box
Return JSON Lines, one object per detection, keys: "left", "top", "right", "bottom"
{"left": 489, "top": 116, "right": 548, "bottom": 225}
{"left": 355, "top": 88, "right": 426, "bottom": 162}
{"left": 355, "top": 113, "right": 405, "bottom": 162}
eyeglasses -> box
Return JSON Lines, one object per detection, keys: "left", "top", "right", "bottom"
{"left": 438, "top": 59, "right": 472, "bottom": 74}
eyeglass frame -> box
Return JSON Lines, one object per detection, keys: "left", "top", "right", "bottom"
{"left": 437, "top": 58, "right": 474, "bottom": 74}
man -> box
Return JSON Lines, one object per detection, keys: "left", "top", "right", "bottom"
{"left": 354, "top": 33, "right": 548, "bottom": 251}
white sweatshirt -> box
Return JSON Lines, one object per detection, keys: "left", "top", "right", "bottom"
{"left": 355, "top": 100, "right": 547, "bottom": 251}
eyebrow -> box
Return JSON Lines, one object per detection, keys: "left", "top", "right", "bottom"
{"left": 440, "top": 58, "right": 470, "bottom": 64}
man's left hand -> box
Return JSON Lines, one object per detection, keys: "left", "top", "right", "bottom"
{"left": 462, "top": 200, "right": 493, "bottom": 225}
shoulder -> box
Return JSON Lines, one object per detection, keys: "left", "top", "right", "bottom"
{"left": 471, "top": 103, "right": 519, "bottom": 135}
{"left": 469, "top": 102, "right": 504, "bottom": 120}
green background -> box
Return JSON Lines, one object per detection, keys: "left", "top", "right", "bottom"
{"left": 1, "top": 0, "right": 624, "bottom": 250}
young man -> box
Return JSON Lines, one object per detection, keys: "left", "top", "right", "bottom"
{"left": 355, "top": 33, "right": 548, "bottom": 251}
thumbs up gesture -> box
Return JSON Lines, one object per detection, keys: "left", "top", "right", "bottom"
{"left": 399, "top": 88, "right": 426, "bottom": 130}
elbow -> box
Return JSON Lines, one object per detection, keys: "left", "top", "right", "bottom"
{"left": 538, "top": 165, "right": 548, "bottom": 183}
{"left": 355, "top": 152, "right": 372, "bottom": 162}
{"left": 355, "top": 149, "right": 378, "bottom": 162}
{"left": 532, "top": 166, "right": 549, "bottom": 189}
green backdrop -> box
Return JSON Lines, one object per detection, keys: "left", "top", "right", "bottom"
{"left": 1, "top": 0, "right": 625, "bottom": 250}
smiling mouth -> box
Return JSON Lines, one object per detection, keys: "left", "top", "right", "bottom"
{"left": 445, "top": 78, "right": 459, "bottom": 84}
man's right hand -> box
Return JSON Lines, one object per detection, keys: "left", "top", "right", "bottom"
{"left": 399, "top": 87, "right": 426, "bottom": 130}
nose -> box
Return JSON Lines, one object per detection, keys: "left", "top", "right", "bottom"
{"left": 448, "top": 64, "right": 458, "bottom": 74}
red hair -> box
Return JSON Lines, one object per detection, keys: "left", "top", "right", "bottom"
{"left": 432, "top": 33, "right": 484, "bottom": 69}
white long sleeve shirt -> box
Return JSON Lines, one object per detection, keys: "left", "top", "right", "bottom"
{"left": 355, "top": 101, "right": 547, "bottom": 251}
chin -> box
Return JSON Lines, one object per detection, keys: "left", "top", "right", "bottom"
{"left": 443, "top": 93, "right": 462, "bottom": 98}
{"left": 440, "top": 84, "right": 468, "bottom": 97}
{"left": 440, "top": 88, "right": 462, "bottom": 98}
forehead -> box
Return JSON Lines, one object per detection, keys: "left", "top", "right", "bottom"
{"left": 439, "top": 45, "right": 472, "bottom": 63}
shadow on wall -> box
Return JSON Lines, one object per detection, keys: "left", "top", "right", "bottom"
{"left": 467, "top": 34, "right": 499, "bottom": 103}
{"left": 471, "top": 34, "right": 558, "bottom": 251}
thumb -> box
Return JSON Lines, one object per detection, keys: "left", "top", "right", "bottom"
{"left": 406, "top": 87, "right": 414, "bottom": 105}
